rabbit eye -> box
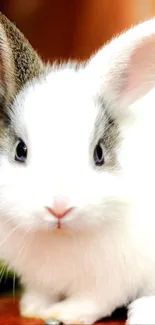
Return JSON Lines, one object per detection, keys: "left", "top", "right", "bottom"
{"left": 15, "top": 140, "right": 27, "bottom": 163}
{"left": 93, "top": 142, "right": 105, "bottom": 166}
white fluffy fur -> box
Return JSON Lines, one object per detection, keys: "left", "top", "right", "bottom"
{"left": 1, "top": 18, "right": 155, "bottom": 324}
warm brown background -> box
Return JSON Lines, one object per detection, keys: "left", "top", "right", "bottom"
{"left": 1, "top": 0, "right": 155, "bottom": 62}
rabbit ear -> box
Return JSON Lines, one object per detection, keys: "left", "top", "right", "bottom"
{"left": 87, "top": 18, "right": 155, "bottom": 113}
{"left": 0, "top": 12, "right": 43, "bottom": 109}
{"left": 0, "top": 20, "right": 15, "bottom": 107}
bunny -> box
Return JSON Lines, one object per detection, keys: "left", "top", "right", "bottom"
{"left": 1, "top": 13, "right": 155, "bottom": 325}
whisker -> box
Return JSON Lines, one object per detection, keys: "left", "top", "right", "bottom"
{"left": 13, "top": 227, "right": 31, "bottom": 266}
{"left": 3, "top": 266, "right": 9, "bottom": 286}
{"left": 0, "top": 263, "right": 7, "bottom": 284}
{"left": 0, "top": 223, "right": 22, "bottom": 250}
{"left": 11, "top": 226, "right": 32, "bottom": 299}
{"left": 12, "top": 271, "right": 16, "bottom": 302}
{"left": 2, "top": 215, "right": 17, "bottom": 226}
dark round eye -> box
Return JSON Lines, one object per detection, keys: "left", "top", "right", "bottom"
{"left": 15, "top": 140, "right": 27, "bottom": 163}
{"left": 93, "top": 142, "right": 105, "bottom": 166}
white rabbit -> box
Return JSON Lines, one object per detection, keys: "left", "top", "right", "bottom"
{"left": 1, "top": 14, "right": 155, "bottom": 324}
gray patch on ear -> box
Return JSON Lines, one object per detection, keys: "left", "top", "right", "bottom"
{"left": 91, "top": 96, "right": 120, "bottom": 170}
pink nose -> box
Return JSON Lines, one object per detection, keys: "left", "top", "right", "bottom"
{"left": 45, "top": 197, "right": 73, "bottom": 219}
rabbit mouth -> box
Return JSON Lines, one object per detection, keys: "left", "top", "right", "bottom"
{"left": 56, "top": 220, "right": 61, "bottom": 229}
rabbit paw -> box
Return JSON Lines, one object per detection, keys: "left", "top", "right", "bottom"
{"left": 20, "top": 290, "right": 54, "bottom": 319}
{"left": 39, "top": 297, "right": 102, "bottom": 324}
{"left": 127, "top": 296, "right": 155, "bottom": 325}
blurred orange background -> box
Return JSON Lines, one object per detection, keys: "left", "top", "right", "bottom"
{"left": 1, "top": 0, "right": 155, "bottom": 62}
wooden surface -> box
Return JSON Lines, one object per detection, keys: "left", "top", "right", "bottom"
{"left": 0, "top": 296, "right": 126, "bottom": 325}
